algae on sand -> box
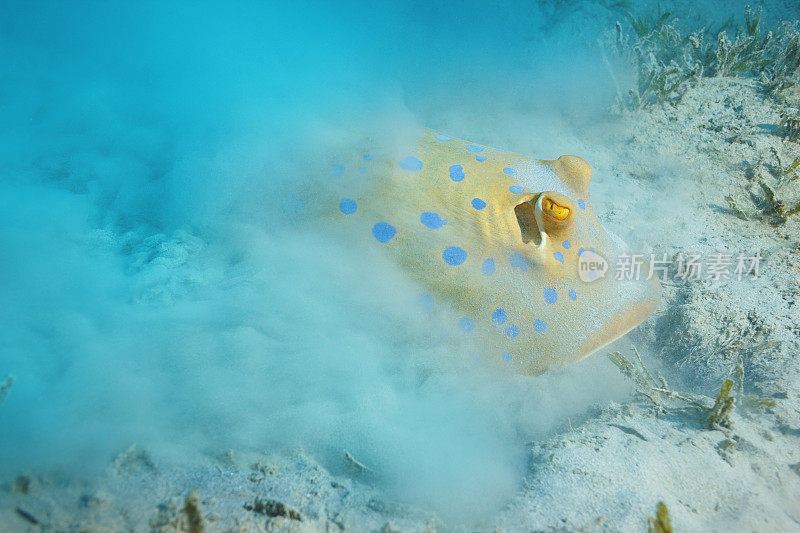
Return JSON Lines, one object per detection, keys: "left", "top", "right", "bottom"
{"left": 648, "top": 502, "right": 673, "bottom": 533}
{"left": 607, "top": 350, "right": 775, "bottom": 428}
{"left": 604, "top": 5, "right": 800, "bottom": 110}
{"left": 607, "top": 348, "right": 707, "bottom": 411}
{"left": 779, "top": 109, "right": 800, "bottom": 142}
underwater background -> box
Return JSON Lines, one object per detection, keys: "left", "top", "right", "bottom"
{"left": 2, "top": 0, "right": 800, "bottom": 530}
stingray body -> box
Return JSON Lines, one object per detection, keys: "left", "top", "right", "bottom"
{"left": 326, "top": 129, "right": 659, "bottom": 374}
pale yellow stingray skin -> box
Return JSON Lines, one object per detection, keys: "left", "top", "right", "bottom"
{"left": 328, "top": 129, "right": 659, "bottom": 375}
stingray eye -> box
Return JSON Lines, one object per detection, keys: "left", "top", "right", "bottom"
{"left": 542, "top": 197, "right": 571, "bottom": 221}
{"left": 536, "top": 192, "right": 575, "bottom": 237}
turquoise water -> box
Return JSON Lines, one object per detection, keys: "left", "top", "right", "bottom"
{"left": 2, "top": 0, "right": 787, "bottom": 524}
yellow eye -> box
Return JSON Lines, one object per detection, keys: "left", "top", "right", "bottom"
{"left": 543, "top": 197, "right": 571, "bottom": 220}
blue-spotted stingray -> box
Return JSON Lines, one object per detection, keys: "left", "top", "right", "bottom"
{"left": 325, "top": 129, "right": 659, "bottom": 375}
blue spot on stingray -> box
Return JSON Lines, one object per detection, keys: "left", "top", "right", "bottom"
{"left": 509, "top": 185, "right": 524, "bottom": 194}
{"left": 442, "top": 246, "right": 467, "bottom": 266}
{"left": 363, "top": 153, "right": 372, "bottom": 161}
{"left": 471, "top": 198, "right": 487, "bottom": 210}
{"left": 569, "top": 289, "right": 578, "bottom": 301}
{"left": 331, "top": 164, "right": 345, "bottom": 176}
{"left": 358, "top": 166, "right": 366, "bottom": 173}
{"left": 372, "top": 222, "right": 396, "bottom": 243}
{"left": 339, "top": 198, "right": 357, "bottom": 215}
{"left": 506, "top": 324, "right": 520, "bottom": 338}
{"left": 503, "top": 167, "right": 517, "bottom": 175}
{"left": 482, "top": 258, "right": 495, "bottom": 276}
{"left": 533, "top": 319, "right": 548, "bottom": 333}
{"left": 510, "top": 252, "right": 529, "bottom": 272}
{"left": 553, "top": 251, "right": 565, "bottom": 264}
{"left": 544, "top": 288, "right": 557, "bottom": 304}
{"left": 578, "top": 247, "right": 586, "bottom": 256}
{"left": 434, "top": 133, "right": 451, "bottom": 141}
{"left": 476, "top": 155, "right": 487, "bottom": 162}
{"left": 459, "top": 317, "right": 474, "bottom": 333}
{"left": 419, "top": 293, "right": 434, "bottom": 311}
{"left": 466, "top": 144, "right": 484, "bottom": 152}
{"left": 577, "top": 199, "right": 586, "bottom": 210}
{"left": 399, "top": 156, "right": 423, "bottom": 171}
{"left": 420, "top": 211, "right": 447, "bottom": 229}
{"left": 502, "top": 351, "right": 512, "bottom": 362}
{"left": 563, "top": 240, "right": 571, "bottom": 249}
{"left": 449, "top": 164, "right": 465, "bottom": 182}
{"left": 492, "top": 308, "right": 507, "bottom": 325}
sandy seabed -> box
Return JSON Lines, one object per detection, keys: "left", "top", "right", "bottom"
{"left": 2, "top": 2, "right": 800, "bottom": 532}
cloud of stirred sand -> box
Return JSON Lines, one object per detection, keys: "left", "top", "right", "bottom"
{"left": 0, "top": 0, "right": 637, "bottom": 522}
